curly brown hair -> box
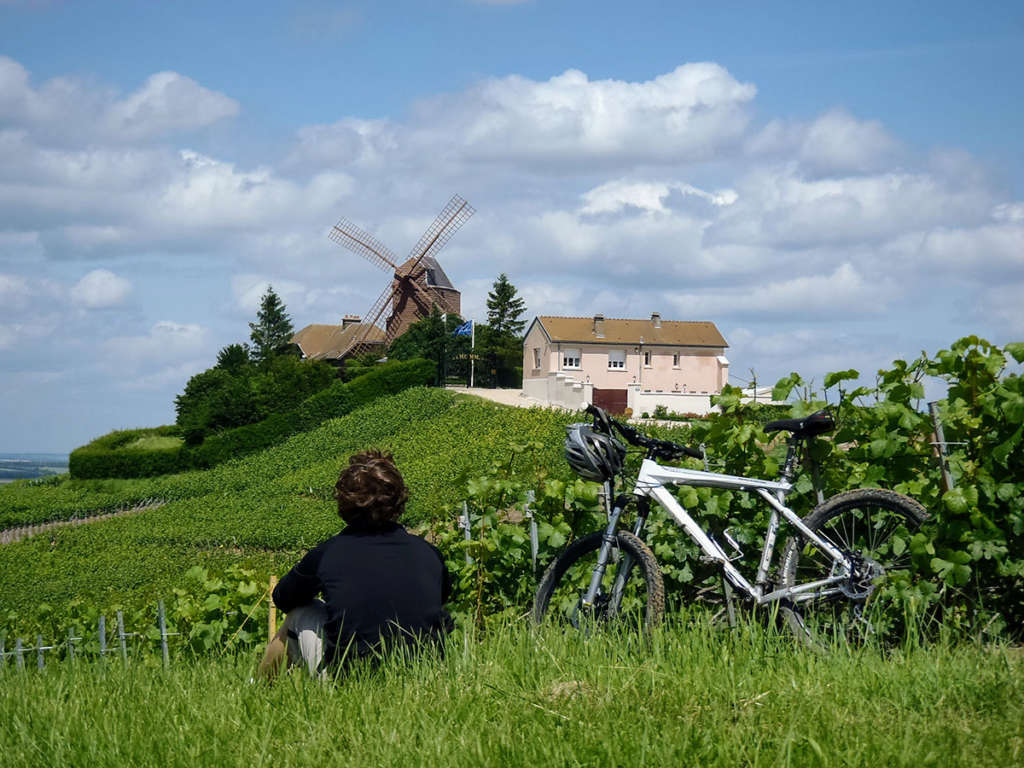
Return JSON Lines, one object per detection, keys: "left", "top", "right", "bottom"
{"left": 334, "top": 450, "right": 409, "bottom": 531}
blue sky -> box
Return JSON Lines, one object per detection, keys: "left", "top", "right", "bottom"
{"left": 1, "top": 0, "right": 1022, "bottom": 451}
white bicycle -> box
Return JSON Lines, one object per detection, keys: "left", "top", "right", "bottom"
{"left": 533, "top": 404, "right": 930, "bottom": 646}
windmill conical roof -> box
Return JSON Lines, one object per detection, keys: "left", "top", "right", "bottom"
{"left": 399, "top": 255, "right": 456, "bottom": 290}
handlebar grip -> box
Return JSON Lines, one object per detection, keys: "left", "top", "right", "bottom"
{"left": 680, "top": 444, "right": 703, "bottom": 460}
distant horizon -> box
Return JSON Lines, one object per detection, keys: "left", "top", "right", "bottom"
{"left": 0, "top": 452, "right": 70, "bottom": 460}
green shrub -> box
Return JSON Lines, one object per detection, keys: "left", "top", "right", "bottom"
{"left": 186, "top": 358, "right": 435, "bottom": 470}
{"left": 69, "top": 426, "right": 188, "bottom": 480}
{"left": 68, "top": 358, "right": 436, "bottom": 479}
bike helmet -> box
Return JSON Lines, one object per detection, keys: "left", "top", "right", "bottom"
{"left": 564, "top": 423, "right": 627, "bottom": 482}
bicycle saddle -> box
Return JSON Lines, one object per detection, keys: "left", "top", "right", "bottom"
{"left": 764, "top": 409, "right": 835, "bottom": 438}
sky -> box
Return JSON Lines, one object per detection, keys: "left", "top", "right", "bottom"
{"left": 1, "top": 0, "right": 1022, "bottom": 452}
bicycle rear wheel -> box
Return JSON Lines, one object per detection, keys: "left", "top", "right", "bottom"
{"left": 533, "top": 530, "right": 665, "bottom": 632}
{"left": 779, "top": 488, "right": 929, "bottom": 647}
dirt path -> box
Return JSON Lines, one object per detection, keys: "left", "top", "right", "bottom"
{"left": 0, "top": 499, "right": 165, "bottom": 545}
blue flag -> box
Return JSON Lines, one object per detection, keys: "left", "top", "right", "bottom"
{"left": 453, "top": 320, "right": 473, "bottom": 337}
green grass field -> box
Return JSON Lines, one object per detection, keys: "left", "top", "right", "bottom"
{"left": 1, "top": 618, "right": 1020, "bottom": 768}
{"left": 0, "top": 389, "right": 585, "bottom": 624}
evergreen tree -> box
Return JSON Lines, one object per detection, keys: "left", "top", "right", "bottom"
{"left": 248, "top": 286, "right": 295, "bottom": 364}
{"left": 486, "top": 273, "right": 527, "bottom": 337}
{"left": 388, "top": 307, "right": 465, "bottom": 385}
{"left": 215, "top": 343, "right": 251, "bottom": 372}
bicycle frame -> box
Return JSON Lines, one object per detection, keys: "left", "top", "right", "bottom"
{"left": 583, "top": 458, "right": 854, "bottom": 610}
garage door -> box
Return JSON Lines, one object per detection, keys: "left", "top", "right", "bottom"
{"left": 592, "top": 387, "right": 628, "bottom": 414}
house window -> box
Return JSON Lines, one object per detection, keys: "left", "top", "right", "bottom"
{"left": 533, "top": 348, "right": 542, "bottom": 369}
{"left": 608, "top": 350, "right": 625, "bottom": 369}
{"left": 643, "top": 351, "right": 652, "bottom": 367}
{"left": 672, "top": 353, "right": 680, "bottom": 368}
{"left": 562, "top": 348, "right": 580, "bottom": 369}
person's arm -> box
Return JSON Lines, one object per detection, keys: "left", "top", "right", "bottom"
{"left": 431, "top": 543, "right": 453, "bottom": 604}
{"left": 272, "top": 542, "right": 326, "bottom": 612}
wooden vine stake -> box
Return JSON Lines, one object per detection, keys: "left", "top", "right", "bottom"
{"left": 268, "top": 575, "right": 278, "bottom": 639}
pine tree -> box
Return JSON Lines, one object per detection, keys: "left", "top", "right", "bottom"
{"left": 486, "top": 273, "right": 527, "bottom": 337}
{"left": 248, "top": 285, "right": 295, "bottom": 364}
{"left": 215, "top": 343, "right": 251, "bottom": 372}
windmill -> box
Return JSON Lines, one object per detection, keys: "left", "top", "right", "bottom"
{"left": 328, "top": 195, "right": 475, "bottom": 360}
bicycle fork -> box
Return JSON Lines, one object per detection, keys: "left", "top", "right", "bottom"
{"left": 581, "top": 495, "right": 650, "bottom": 614}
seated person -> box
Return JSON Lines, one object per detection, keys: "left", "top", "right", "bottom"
{"left": 259, "top": 449, "right": 452, "bottom": 678}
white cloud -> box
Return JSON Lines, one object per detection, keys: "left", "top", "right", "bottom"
{"left": 102, "top": 322, "right": 209, "bottom": 378}
{"left": 70, "top": 269, "right": 132, "bottom": 308}
{"left": 663, "top": 263, "right": 885, "bottom": 320}
{"left": 0, "top": 57, "right": 238, "bottom": 144}
{"left": 747, "top": 109, "right": 901, "bottom": 177}
{"left": 580, "top": 179, "right": 737, "bottom": 216}
{"left": 289, "top": 63, "right": 757, "bottom": 171}
{"left": 2, "top": 53, "right": 1023, "bottom": 447}
{"left": 0, "top": 273, "right": 31, "bottom": 308}
{"left": 799, "top": 110, "right": 900, "bottom": 176}
{"left": 231, "top": 275, "right": 310, "bottom": 315}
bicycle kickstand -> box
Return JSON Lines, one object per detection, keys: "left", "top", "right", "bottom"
{"left": 721, "top": 575, "right": 738, "bottom": 629}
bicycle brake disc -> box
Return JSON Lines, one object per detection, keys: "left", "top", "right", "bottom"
{"left": 840, "top": 555, "right": 885, "bottom": 600}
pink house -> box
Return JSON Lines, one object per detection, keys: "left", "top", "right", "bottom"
{"left": 522, "top": 313, "right": 729, "bottom": 415}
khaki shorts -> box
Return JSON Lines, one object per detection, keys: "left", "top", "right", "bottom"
{"left": 282, "top": 599, "right": 327, "bottom": 678}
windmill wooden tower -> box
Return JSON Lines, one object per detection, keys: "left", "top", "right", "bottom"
{"left": 328, "top": 195, "right": 474, "bottom": 360}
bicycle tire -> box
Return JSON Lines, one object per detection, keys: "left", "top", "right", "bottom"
{"left": 533, "top": 529, "right": 665, "bottom": 631}
{"left": 779, "top": 488, "right": 929, "bottom": 647}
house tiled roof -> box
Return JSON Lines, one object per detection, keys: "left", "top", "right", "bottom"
{"left": 536, "top": 316, "right": 727, "bottom": 348}
{"left": 291, "top": 323, "right": 386, "bottom": 360}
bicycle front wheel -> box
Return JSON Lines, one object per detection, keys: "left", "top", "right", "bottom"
{"left": 533, "top": 530, "right": 665, "bottom": 632}
{"left": 779, "top": 488, "right": 929, "bottom": 647}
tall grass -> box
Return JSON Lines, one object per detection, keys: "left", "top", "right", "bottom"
{"left": 2, "top": 616, "right": 1020, "bottom": 767}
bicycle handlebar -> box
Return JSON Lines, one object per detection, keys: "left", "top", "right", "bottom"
{"left": 585, "top": 404, "right": 703, "bottom": 461}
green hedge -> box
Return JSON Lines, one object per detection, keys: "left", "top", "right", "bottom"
{"left": 69, "top": 358, "right": 437, "bottom": 479}
{"left": 69, "top": 426, "right": 188, "bottom": 480}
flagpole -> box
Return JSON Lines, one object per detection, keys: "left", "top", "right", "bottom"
{"left": 469, "top": 320, "right": 475, "bottom": 388}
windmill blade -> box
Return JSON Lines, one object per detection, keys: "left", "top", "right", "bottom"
{"left": 329, "top": 218, "right": 400, "bottom": 272}
{"left": 403, "top": 194, "right": 475, "bottom": 273}
{"left": 342, "top": 282, "right": 397, "bottom": 358}
{"left": 400, "top": 268, "right": 442, "bottom": 312}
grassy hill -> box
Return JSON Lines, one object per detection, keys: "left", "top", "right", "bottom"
{"left": 0, "top": 388, "right": 584, "bottom": 627}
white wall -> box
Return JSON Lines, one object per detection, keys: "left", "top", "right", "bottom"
{"left": 523, "top": 373, "right": 592, "bottom": 410}
{"left": 627, "top": 386, "right": 715, "bottom": 417}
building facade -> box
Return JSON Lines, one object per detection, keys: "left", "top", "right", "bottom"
{"left": 522, "top": 313, "right": 729, "bottom": 415}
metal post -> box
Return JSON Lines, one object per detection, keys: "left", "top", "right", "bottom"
{"left": 37, "top": 634, "right": 45, "bottom": 670}
{"left": 158, "top": 600, "right": 169, "bottom": 668}
{"left": 99, "top": 615, "right": 107, "bottom": 657}
{"left": 68, "top": 627, "right": 76, "bottom": 662}
{"left": 15, "top": 638, "right": 24, "bottom": 670}
{"left": 525, "top": 490, "right": 539, "bottom": 573}
{"left": 469, "top": 321, "right": 475, "bottom": 388}
{"left": 117, "top": 611, "right": 127, "bottom": 663}
{"left": 929, "top": 401, "right": 955, "bottom": 492}
{"left": 461, "top": 501, "right": 473, "bottom": 565}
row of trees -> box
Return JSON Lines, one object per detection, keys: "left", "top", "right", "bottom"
{"left": 175, "top": 287, "right": 336, "bottom": 443}
{"left": 175, "top": 274, "right": 529, "bottom": 442}
{"left": 387, "top": 273, "right": 527, "bottom": 388}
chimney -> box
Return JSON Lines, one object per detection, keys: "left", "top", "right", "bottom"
{"left": 651, "top": 312, "right": 661, "bottom": 328}
{"left": 593, "top": 314, "right": 605, "bottom": 338}
{"left": 341, "top": 314, "right": 361, "bottom": 329}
